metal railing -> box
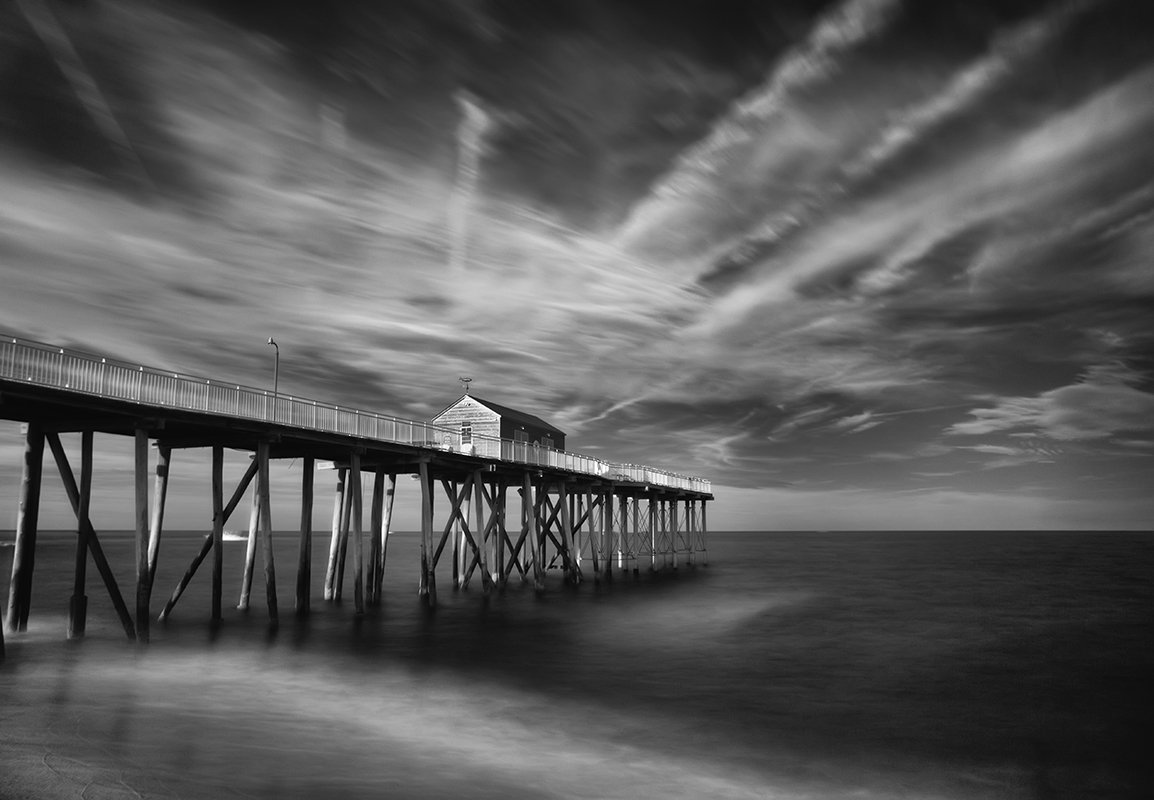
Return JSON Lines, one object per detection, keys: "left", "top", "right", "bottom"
{"left": 0, "top": 335, "right": 711, "bottom": 494}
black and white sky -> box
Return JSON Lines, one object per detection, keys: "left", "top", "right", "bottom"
{"left": 2, "top": 0, "right": 1153, "bottom": 529}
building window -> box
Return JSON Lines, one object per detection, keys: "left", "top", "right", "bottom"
{"left": 514, "top": 429, "right": 529, "bottom": 443}
{"left": 461, "top": 423, "right": 472, "bottom": 445}
{"left": 541, "top": 436, "right": 554, "bottom": 449}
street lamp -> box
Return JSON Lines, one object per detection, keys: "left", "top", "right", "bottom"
{"left": 267, "top": 337, "right": 279, "bottom": 397}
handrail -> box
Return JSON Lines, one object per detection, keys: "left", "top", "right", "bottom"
{"left": 0, "top": 335, "right": 711, "bottom": 494}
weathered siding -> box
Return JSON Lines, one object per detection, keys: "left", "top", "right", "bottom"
{"left": 499, "top": 419, "right": 564, "bottom": 450}
{"left": 431, "top": 396, "right": 500, "bottom": 441}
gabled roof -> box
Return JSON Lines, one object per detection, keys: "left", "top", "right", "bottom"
{"left": 434, "top": 393, "right": 565, "bottom": 436}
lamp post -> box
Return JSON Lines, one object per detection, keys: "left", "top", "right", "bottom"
{"left": 267, "top": 337, "right": 279, "bottom": 398}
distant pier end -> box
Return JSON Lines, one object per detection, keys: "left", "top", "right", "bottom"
{"left": 0, "top": 334, "right": 710, "bottom": 648}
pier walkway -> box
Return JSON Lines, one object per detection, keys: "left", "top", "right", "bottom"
{"left": 0, "top": 334, "right": 711, "bottom": 651}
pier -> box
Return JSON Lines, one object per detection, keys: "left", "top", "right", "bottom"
{"left": 0, "top": 335, "right": 711, "bottom": 651}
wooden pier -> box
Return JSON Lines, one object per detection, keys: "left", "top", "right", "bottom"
{"left": 0, "top": 335, "right": 711, "bottom": 652}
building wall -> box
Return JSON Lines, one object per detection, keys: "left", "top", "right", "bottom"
{"left": 431, "top": 396, "right": 501, "bottom": 443}
{"left": 499, "top": 419, "right": 564, "bottom": 450}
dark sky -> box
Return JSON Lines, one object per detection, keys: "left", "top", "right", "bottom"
{"left": 1, "top": 0, "right": 1152, "bottom": 529}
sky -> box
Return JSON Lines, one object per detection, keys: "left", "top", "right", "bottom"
{"left": 1, "top": 0, "right": 1153, "bottom": 531}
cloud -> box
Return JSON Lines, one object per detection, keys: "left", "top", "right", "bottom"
{"left": 614, "top": 0, "right": 902, "bottom": 260}
{"left": 844, "top": 0, "right": 1098, "bottom": 183}
{"left": 829, "top": 411, "right": 884, "bottom": 435}
{"left": 948, "top": 363, "right": 1154, "bottom": 441}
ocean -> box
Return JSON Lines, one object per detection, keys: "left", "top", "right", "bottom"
{"left": 1, "top": 530, "right": 1151, "bottom": 799}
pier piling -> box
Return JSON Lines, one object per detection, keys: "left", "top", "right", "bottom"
{"left": 67, "top": 431, "right": 93, "bottom": 639}
{"left": 296, "top": 457, "right": 314, "bottom": 616}
{"left": 6, "top": 422, "right": 43, "bottom": 633}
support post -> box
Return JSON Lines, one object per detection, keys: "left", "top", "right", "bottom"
{"left": 697, "top": 496, "right": 706, "bottom": 565}
{"left": 377, "top": 473, "right": 396, "bottom": 602}
{"left": 147, "top": 445, "right": 171, "bottom": 585}
{"left": 419, "top": 461, "right": 436, "bottom": 607}
{"left": 334, "top": 469, "right": 353, "bottom": 601}
{"left": 686, "top": 499, "right": 695, "bottom": 566}
{"left": 671, "top": 498, "right": 679, "bottom": 570}
{"left": 648, "top": 496, "right": 657, "bottom": 572}
{"left": 495, "top": 481, "right": 507, "bottom": 587}
{"left": 602, "top": 488, "right": 614, "bottom": 582}
{"left": 587, "top": 486, "right": 600, "bottom": 579}
{"left": 452, "top": 479, "right": 464, "bottom": 589}
{"left": 296, "top": 457, "right": 315, "bottom": 616}
{"left": 618, "top": 494, "right": 628, "bottom": 571}
{"left": 558, "top": 481, "right": 578, "bottom": 585}
{"left": 368, "top": 469, "right": 384, "bottom": 606}
{"left": 6, "top": 422, "right": 44, "bottom": 633}
{"left": 134, "top": 428, "right": 151, "bottom": 643}
{"left": 211, "top": 446, "right": 224, "bottom": 621}
{"left": 632, "top": 495, "right": 641, "bottom": 576}
{"left": 323, "top": 468, "right": 346, "bottom": 600}
{"left": 350, "top": 453, "right": 364, "bottom": 616}
{"left": 67, "top": 431, "right": 93, "bottom": 639}
{"left": 473, "top": 469, "right": 491, "bottom": 595}
{"left": 238, "top": 476, "right": 259, "bottom": 610}
{"left": 256, "top": 440, "right": 278, "bottom": 623}
{"left": 525, "top": 473, "right": 543, "bottom": 591}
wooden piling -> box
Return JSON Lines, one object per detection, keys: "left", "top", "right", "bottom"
{"left": 334, "top": 470, "right": 353, "bottom": 601}
{"left": 617, "top": 494, "right": 627, "bottom": 571}
{"left": 473, "top": 469, "right": 491, "bottom": 595}
{"left": 525, "top": 473, "right": 543, "bottom": 591}
{"left": 134, "top": 428, "right": 151, "bottom": 642}
{"left": 701, "top": 500, "right": 709, "bottom": 565}
{"left": 238, "top": 476, "right": 260, "bottom": 610}
{"left": 323, "top": 468, "right": 346, "bottom": 600}
{"left": 296, "top": 457, "right": 314, "bottom": 616}
{"left": 586, "top": 486, "right": 600, "bottom": 579}
{"left": 211, "top": 446, "right": 224, "bottom": 621}
{"left": 602, "top": 488, "right": 613, "bottom": 582}
{"left": 6, "top": 422, "right": 44, "bottom": 633}
{"left": 647, "top": 496, "right": 657, "bottom": 572}
{"left": 376, "top": 473, "right": 396, "bottom": 602}
{"left": 419, "top": 460, "right": 436, "bottom": 607}
{"left": 452, "top": 482, "right": 462, "bottom": 589}
{"left": 350, "top": 453, "right": 364, "bottom": 616}
{"left": 495, "top": 480, "right": 507, "bottom": 587}
{"left": 146, "top": 445, "right": 171, "bottom": 586}
{"left": 367, "top": 469, "right": 384, "bottom": 605}
{"left": 684, "top": 499, "right": 692, "bottom": 566}
{"left": 558, "top": 481, "right": 578, "bottom": 585}
{"left": 256, "top": 440, "right": 278, "bottom": 623}
{"left": 67, "top": 431, "right": 93, "bottom": 639}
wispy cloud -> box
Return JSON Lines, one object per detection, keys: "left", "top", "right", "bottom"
{"left": 948, "top": 363, "right": 1154, "bottom": 442}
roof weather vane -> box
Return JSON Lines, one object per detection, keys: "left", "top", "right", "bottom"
{"left": 459, "top": 376, "right": 473, "bottom": 395}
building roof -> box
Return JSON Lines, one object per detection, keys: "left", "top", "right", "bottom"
{"left": 435, "top": 393, "right": 566, "bottom": 436}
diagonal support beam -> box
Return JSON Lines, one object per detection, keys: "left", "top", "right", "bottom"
{"left": 159, "top": 457, "right": 257, "bottom": 621}
{"left": 44, "top": 432, "right": 135, "bottom": 639}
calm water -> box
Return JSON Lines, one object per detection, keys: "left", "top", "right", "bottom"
{"left": 1, "top": 531, "right": 1151, "bottom": 799}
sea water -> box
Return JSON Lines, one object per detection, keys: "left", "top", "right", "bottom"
{"left": 1, "top": 531, "right": 1150, "bottom": 799}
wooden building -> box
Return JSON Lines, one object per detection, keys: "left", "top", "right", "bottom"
{"left": 430, "top": 393, "right": 566, "bottom": 454}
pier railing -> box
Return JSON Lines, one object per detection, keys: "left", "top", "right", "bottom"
{"left": 0, "top": 335, "right": 711, "bottom": 494}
